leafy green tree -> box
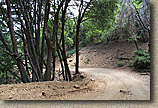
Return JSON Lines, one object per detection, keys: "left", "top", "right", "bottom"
{"left": 78, "top": 0, "right": 119, "bottom": 45}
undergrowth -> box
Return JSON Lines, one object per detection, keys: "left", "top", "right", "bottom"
{"left": 132, "top": 48, "right": 150, "bottom": 70}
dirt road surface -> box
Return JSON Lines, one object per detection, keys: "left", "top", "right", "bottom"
{"left": 67, "top": 68, "right": 150, "bottom": 100}
{"left": 0, "top": 68, "right": 150, "bottom": 100}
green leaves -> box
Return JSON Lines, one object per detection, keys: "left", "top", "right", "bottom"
{"left": 87, "top": 0, "right": 119, "bottom": 30}
{"left": 117, "top": 61, "right": 125, "bottom": 67}
{"left": 132, "top": 48, "right": 150, "bottom": 69}
{"left": 133, "top": 0, "right": 142, "bottom": 10}
{"left": 0, "top": 33, "right": 17, "bottom": 84}
{"left": 128, "top": 34, "right": 141, "bottom": 42}
{"left": 65, "top": 37, "right": 74, "bottom": 47}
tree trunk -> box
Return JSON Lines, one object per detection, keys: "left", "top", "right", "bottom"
{"left": 75, "top": 23, "right": 80, "bottom": 74}
{"left": 134, "top": 40, "right": 139, "bottom": 50}
{"left": 75, "top": 0, "right": 92, "bottom": 74}
{"left": 44, "top": 0, "right": 65, "bottom": 81}
{"left": 56, "top": 45, "right": 65, "bottom": 80}
{"left": 6, "top": 0, "right": 29, "bottom": 83}
{"left": 61, "top": 0, "right": 72, "bottom": 81}
{"left": 52, "top": 54, "right": 56, "bottom": 81}
{"left": 40, "top": 0, "right": 50, "bottom": 76}
{"left": 44, "top": 48, "right": 52, "bottom": 81}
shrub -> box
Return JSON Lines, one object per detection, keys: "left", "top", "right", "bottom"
{"left": 66, "top": 47, "right": 82, "bottom": 58}
{"left": 128, "top": 62, "right": 134, "bottom": 67}
{"left": 117, "top": 61, "right": 125, "bottom": 67}
{"left": 132, "top": 48, "right": 150, "bottom": 69}
{"left": 86, "top": 58, "right": 90, "bottom": 64}
{"left": 67, "top": 49, "right": 76, "bottom": 58}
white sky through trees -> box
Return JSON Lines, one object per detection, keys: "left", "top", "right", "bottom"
{"left": 0, "top": 0, "right": 91, "bottom": 30}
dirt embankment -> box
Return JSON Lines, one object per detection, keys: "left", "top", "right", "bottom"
{"left": 67, "top": 40, "right": 149, "bottom": 69}
{"left": 0, "top": 77, "right": 95, "bottom": 100}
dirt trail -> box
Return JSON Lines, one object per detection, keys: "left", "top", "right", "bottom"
{"left": 0, "top": 68, "right": 150, "bottom": 100}
{"left": 67, "top": 68, "right": 150, "bottom": 100}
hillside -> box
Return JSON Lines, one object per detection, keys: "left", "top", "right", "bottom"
{"left": 67, "top": 40, "right": 149, "bottom": 70}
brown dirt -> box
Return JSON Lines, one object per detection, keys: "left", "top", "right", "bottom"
{"left": 0, "top": 68, "right": 150, "bottom": 100}
{"left": 68, "top": 68, "right": 150, "bottom": 100}
{"left": 0, "top": 76, "right": 95, "bottom": 100}
{"left": 67, "top": 40, "right": 149, "bottom": 69}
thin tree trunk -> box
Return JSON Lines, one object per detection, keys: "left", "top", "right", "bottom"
{"left": 6, "top": 0, "right": 29, "bottom": 83}
{"left": 75, "top": 23, "right": 80, "bottom": 74}
{"left": 61, "top": 0, "right": 72, "bottom": 81}
{"left": 44, "top": 0, "right": 65, "bottom": 81}
{"left": 42, "top": 0, "right": 54, "bottom": 81}
{"left": 134, "top": 40, "right": 139, "bottom": 50}
{"left": 44, "top": 48, "right": 52, "bottom": 80}
{"left": 58, "top": 45, "right": 68, "bottom": 80}
{"left": 75, "top": 0, "right": 92, "bottom": 74}
{"left": 52, "top": 54, "right": 56, "bottom": 81}
{"left": 35, "top": 1, "right": 41, "bottom": 59}
{"left": 56, "top": 45, "right": 65, "bottom": 80}
{"left": 21, "top": 32, "right": 30, "bottom": 80}
{"left": 40, "top": 0, "right": 49, "bottom": 75}
{"left": 20, "top": 0, "right": 43, "bottom": 81}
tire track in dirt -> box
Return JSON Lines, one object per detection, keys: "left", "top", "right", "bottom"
{"left": 68, "top": 68, "right": 150, "bottom": 100}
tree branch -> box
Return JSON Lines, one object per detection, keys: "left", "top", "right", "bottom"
{"left": 0, "top": 30, "right": 12, "bottom": 53}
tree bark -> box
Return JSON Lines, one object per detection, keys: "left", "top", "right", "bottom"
{"left": 56, "top": 44, "right": 65, "bottom": 80}
{"left": 20, "top": 0, "right": 43, "bottom": 81}
{"left": 75, "top": 22, "right": 81, "bottom": 74}
{"left": 40, "top": 0, "right": 50, "bottom": 76}
{"left": 61, "top": 0, "right": 72, "bottom": 81}
{"left": 75, "top": 0, "right": 92, "bottom": 74}
{"left": 6, "top": 0, "right": 29, "bottom": 83}
{"left": 44, "top": 0, "right": 64, "bottom": 81}
{"left": 52, "top": 54, "right": 56, "bottom": 81}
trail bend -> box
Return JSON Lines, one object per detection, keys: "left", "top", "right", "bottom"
{"left": 68, "top": 68, "right": 150, "bottom": 100}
